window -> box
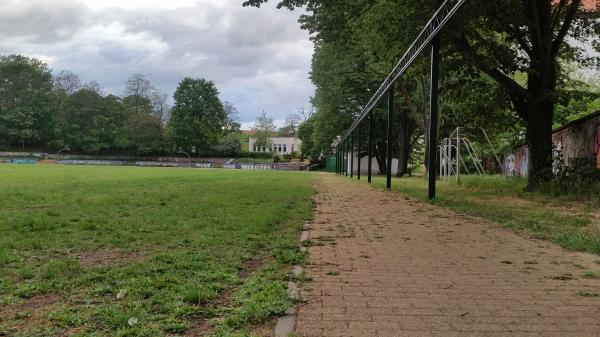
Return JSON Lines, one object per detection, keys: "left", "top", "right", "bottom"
{"left": 283, "top": 144, "right": 287, "bottom": 153}
{"left": 278, "top": 144, "right": 282, "bottom": 153}
{"left": 253, "top": 145, "right": 256, "bottom": 152}
{"left": 291, "top": 144, "right": 295, "bottom": 152}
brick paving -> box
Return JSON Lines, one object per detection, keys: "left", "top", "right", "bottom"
{"left": 295, "top": 175, "right": 600, "bottom": 337}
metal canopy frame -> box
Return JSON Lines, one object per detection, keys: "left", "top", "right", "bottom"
{"left": 335, "top": 0, "right": 467, "bottom": 200}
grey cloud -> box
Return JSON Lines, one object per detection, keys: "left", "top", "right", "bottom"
{"left": 0, "top": 0, "right": 315, "bottom": 122}
{"left": 0, "top": 0, "right": 93, "bottom": 43}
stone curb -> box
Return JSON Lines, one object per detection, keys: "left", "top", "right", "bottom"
{"left": 275, "top": 220, "right": 310, "bottom": 337}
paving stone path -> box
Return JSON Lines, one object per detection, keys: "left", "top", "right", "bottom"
{"left": 295, "top": 175, "right": 600, "bottom": 337}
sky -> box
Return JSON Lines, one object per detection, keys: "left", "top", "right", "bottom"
{"left": 0, "top": 0, "right": 315, "bottom": 128}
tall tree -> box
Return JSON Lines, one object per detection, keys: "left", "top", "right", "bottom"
{"left": 244, "top": 0, "right": 600, "bottom": 188}
{"left": 169, "top": 77, "right": 226, "bottom": 153}
{"left": 0, "top": 55, "right": 56, "bottom": 149}
{"left": 252, "top": 111, "right": 276, "bottom": 149}
{"left": 61, "top": 89, "right": 125, "bottom": 153}
{"left": 448, "top": 0, "right": 599, "bottom": 188}
{"left": 223, "top": 101, "right": 241, "bottom": 132}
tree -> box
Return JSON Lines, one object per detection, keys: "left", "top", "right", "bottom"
{"left": 169, "top": 77, "right": 226, "bottom": 154}
{"left": 297, "top": 114, "right": 317, "bottom": 159}
{"left": 61, "top": 90, "right": 125, "bottom": 153}
{"left": 446, "top": 0, "right": 599, "bottom": 188}
{"left": 125, "top": 74, "right": 154, "bottom": 114}
{"left": 278, "top": 112, "right": 303, "bottom": 137}
{"left": 252, "top": 111, "right": 276, "bottom": 149}
{"left": 151, "top": 91, "right": 170, "bottom": 125}
{"left": 0, "top": 55, "right": 56, "bottom": 149}
{"left": 223, "top": 101, "right": 241, "bottom": 132}
{"left": 244, "top": 0, "right": 599, "bottom": 188}
{"left": 54, "top": 70, "right": 82, "bottom": 96}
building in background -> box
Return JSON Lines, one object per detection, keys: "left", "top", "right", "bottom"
{"left": 248, "top": 136, "right": 302, "bottom": 155}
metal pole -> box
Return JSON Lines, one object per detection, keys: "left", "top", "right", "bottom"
{"left": 342, "top": 143, "right": 345, "bottom": 175}
{"left": 386, "top": 84, "right": 394, "bottom": 190}
{"left": 345, "top": 141, "right": 349, "bottom": 176}
{"left": 357, "top": 124, "right": 361, "bottom": 180}
{"left": 368, "top": 112, "right": 373, "bottom": 184}
{"left": 456, "top": 127, "right": 461, "bottom": 184}
{"left": 336, "top": 147, "right": 339, "bottom": 174}
{"left": 428, "top": 36, "right": 440, "bottom": 201}
{"left": 350, "top": 133, "right": 354, "bottom": 178}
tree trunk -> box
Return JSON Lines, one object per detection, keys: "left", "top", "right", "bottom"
{"left": 523, "top": 99, "right": 554, "bottom": 190}
{"left": 396, "top": 107, "right": 410, "bottom": 177}
{"left": 374, "top": 143, "right": 386, "bottom": 175}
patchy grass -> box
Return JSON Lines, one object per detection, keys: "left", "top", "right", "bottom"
{"left": 0, "top": 164, "right": 315, "bottom": 336}
{"left": 363, "top": 175, "right": 600, "bottom": 254}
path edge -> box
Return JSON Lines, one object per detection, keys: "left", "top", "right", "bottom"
{"left": 274, "top": 219, "right": 311, "bottom": 337}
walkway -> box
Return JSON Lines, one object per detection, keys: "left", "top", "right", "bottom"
{"left": 296, "top": 175, "right": 600, "bottom": 337}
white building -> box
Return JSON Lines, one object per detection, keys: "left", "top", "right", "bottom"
{"left": 249, "top": 137, "right": 302, "bottom": 155}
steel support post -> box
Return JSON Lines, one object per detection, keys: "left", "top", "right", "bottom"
{"left": 357, "top": 124, "right": 361, "bottom": 180}
{"left": 337, "top": 148, "right": 340, "bottom": 174}
{"left": 368, "top": 112, "right": 373, "bottom": 184}
{"left": 350, "top": 133, "right": 354, "bottom": 178}
{"left": 428, "top": 36, "right": 440, "bottom": 201}
{"left": 386, "top": 84, "right": 394, "bottom": 190}
{"left": 342, "top": 143, "right": 345, "bottom": 175}
{"left": 345, "top": 141, "right": 349, "bottom": 176}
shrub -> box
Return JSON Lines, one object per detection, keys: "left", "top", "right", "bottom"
{"left": 542, "top": 157, "right": 600, "bottom": 201}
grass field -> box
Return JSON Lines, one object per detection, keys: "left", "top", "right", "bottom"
{"left": 0, "top": 165, "right": 315, "bottom": 337}
{"left": 367, "top": 175, "right": 600, "bottom": 254}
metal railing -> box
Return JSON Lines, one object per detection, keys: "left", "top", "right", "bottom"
{"left": 334, "top": 0, "right": 468, "bottom": 200}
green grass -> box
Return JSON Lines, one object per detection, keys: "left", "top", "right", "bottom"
{"left": 364, "top": 175, "right": 600, "bottom": 254}
{"left": 0, "top": 165, "right": 315, "bottom": 336}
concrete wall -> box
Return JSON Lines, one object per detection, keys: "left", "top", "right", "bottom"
{"left": 506, "top": 112, "right": 600, "bottom": 176}
{"left": 552, "top": 113, "right": 600, "bottom": 168}
{"left": 344, "top": 153, "right": 402, "bottom": 176}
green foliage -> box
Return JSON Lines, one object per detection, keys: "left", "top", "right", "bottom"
{"left": 541, "top": 157, "right": 600, "bottom": 202}
{"left": 252, "top": 111, "right": 276, "bottom": 148}
{"left": 0, "top": 165, "right": 314, "bottom": 335}
{"left": 0, "top": 55, "right": 56, "bottom": 149}
{"left": 169, "top": 78, "right": 227, "bottom": 154}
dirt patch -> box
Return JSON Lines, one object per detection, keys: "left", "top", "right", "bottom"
{"left": 239, "top": 256, "right": 272, "bottom": 279}
{"left": 0, "top": 293, "right": 62, "bottom": 331}
{"left": 184, "top": 316, "right": 211, "bottom": 336}
{"left": 77, "top": 248, "right": 145, "bottom": 267}
{"left": 248, "top": 318, "right": 277, "bottom": 337}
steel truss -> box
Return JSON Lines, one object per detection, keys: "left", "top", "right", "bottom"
{"left": 335, "top": 0, "right": 467, "bottom": 200}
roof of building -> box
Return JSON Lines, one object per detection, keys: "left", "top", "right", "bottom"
{"left": 552, "top": 0, "right": 597, "bottom": 12}
{"left": 553, "top": 110, "right": 600, "bottom": 133}
{"left": 582, "top": 0, "right": 598, "bottom": 11}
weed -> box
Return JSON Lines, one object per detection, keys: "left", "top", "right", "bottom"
{"left": 581, "top": 271, "right": 600, "bottom": 279}
{"left": 576, "top": 291, "right": 599, "bottom": 297}
{"left": 549, "top": 273, "right": 574, "bottom": 281}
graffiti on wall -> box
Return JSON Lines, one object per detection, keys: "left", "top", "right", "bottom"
{"left": 504, "top": 154, "right": 516, "bottom": 176}
{"left": 510, "top": 145, "right": 529, "bottom": 177}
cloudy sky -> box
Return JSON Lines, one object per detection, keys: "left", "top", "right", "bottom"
{"left": 0, "top": 0, "right": 314, "bottom": 127}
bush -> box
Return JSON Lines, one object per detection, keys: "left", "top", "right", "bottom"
{"left": 542, "top": 157, "right": 600, "bottom": 201}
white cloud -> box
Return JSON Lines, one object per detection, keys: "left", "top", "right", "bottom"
{"left": 0, "top": 0, "right": 315, "bottom": 124}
